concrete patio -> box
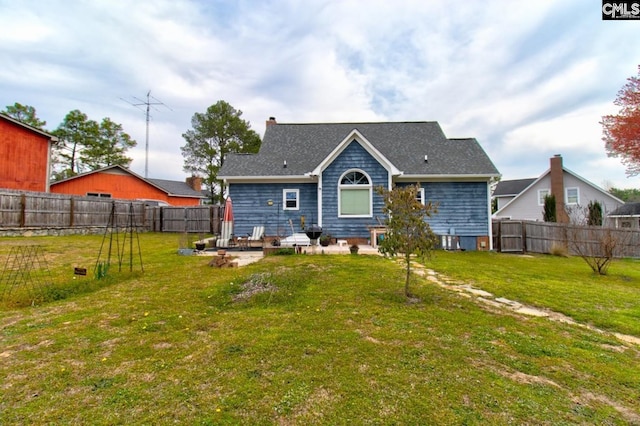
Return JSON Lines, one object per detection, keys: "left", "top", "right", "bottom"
{"left": 191, "top": 242, "right": 382, "bottom": 267}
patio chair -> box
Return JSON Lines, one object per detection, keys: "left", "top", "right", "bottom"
{"left": 247, "top": 226, "right": 265, "bottom": 248}
{"left": 216, "top": 221, "right": 234, "bottom": 248}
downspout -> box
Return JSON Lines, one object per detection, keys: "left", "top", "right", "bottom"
{"left": 487, "top": 180, "right": 493, "bottom": 250}
{"left": 317, "top": 173, "right": 323, "bottom": 227}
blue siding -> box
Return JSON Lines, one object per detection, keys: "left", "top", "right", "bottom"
{"left": 321, "top": 141, "right": 388, "bottom": 238}
{"left": 398, "top": 181, "right": 489, "bottom": 237}
{"left": 228, "top": 183, "right": 318, "bottom": 237}
{"left": 228, "top": 147, "right": 490, "bottom": 250}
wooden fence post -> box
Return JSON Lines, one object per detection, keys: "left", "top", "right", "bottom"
{"left": 69, "top": 197, "right": 75, "bottom": 227}
{"left": 19, "top": 193, "right": 26, "bottom": 227}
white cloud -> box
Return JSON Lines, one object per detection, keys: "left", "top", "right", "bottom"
{"left": 1, "top": 0, "right": 639, "bottom": 190}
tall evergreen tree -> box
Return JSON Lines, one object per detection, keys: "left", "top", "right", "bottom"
{"left": 543, "top": 194, "right": 557, "bottom": 223}
{"left": 52, "top": 110, "right": 99, "bottom": 178}
{"left": 81, "top": 118, "right": 136, "bottom": 170}
{"left": 52, "top": 110, "right": 136, "bottom": 180}
{"left": 2, "top": 102, "right": 46, "bottom": 129}
{"left": 181, "top": 100, "right": 261, "bottom": 204}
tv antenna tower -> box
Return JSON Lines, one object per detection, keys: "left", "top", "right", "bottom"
{"left": 122, "top": 91, "right": 171, "bottom": 178}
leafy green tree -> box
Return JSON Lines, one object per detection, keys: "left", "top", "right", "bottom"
{"left": 543, "top": 194, "right": 557, "bottom": 222}
{"left": 376, "top": 185, "right": 439, "bottom": 298}
{"left": 2, "top": 102, "right": 46, "bottom": 129}
{"left": 181, "top": 101, "right": 261, "bottom": 204}
{"left": 81, "top": 118, "right": 136, "bottom": 170}
{"left": 608, "top": 187, "right": 640, "bottom": 202}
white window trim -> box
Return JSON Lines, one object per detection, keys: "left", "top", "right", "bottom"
{"left": 283, "top": 188, "right": 299, "bottom": 210}
{"left": 416, "top": 187, "right": 425, "bottom": 205}
{"left": 338, "top": 169, "right": 373, "bottom": 218}
{"left": 565, "top": 187, "right": 579, "bottom": 205}
{"left": 538, "top": 189, "right": 550, "bottom": 206}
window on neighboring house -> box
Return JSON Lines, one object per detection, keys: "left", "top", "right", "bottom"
{"left": 339, "top": 170, "right": 372, "bottom": 217}
{"left": 538, "top": 189, "right": 550, "bottom": 206}
{"left": 283, "top": 189, "right": 299, "bottom": 210}
{"left": 87, "top": 192, "right": 111, "bottom": 198}
{"left": 566, "top": 187, "right": 579, "bottom": 205}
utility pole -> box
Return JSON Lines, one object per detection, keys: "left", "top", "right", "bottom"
{"left": 122, "top": 91, "right": 170, "bottom": 178}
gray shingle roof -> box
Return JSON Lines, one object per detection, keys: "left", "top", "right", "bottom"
{"left": 493, "top": 178, "right": 536, "bottom": 197}
{"left": 219, "top": 121, "right": 499, "bottom": 178}
{"left": 609, "top": 202, "right": 640, "bottom": 216}
{"left": 147, "top": 178, "right": 203, "bottom": 197}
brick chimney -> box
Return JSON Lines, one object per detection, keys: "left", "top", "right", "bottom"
{"left": 549, "top": 155, "right": 569, "bottom": 223}
{"left": 186, "top": 175, "right": 202, "bottom": 192}
{"left": 266, "top": 117, "right": 277, "bottom": 127}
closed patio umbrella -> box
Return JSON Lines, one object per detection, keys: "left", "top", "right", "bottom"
{"left": 223, "top": 196, "right": 233, "bottom": 222}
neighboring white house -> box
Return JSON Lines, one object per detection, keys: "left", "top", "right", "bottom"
{"left": 493, "top": 155, "right": 624, "bottom": 222}
{"left": 607, "top": 203, "right": 640, "bottom": 229}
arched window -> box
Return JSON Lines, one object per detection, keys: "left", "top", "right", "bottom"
{"left": 339, "top": 169, "right": 372, "bottom": 217}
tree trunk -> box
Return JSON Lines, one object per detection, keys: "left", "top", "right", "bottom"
{"left": 404, "top": 254, "right": 411, "bottom": 297}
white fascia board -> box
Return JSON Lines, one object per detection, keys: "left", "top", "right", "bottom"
{"left": 309, "top": 129, "right": 401, "bottom": 177}
{"left": 220, "top": 175, "right": 317, "bottom": 184}
{"left": 562, "top": 167, "right": 625, "bottom": 204}
{"left": 394, "top": 174, "right": 499, "bottom": 182}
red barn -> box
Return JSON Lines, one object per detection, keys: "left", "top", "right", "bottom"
{"left": 50, "top": 165, "right": 205, "bottom": 206}
{"left": 0, "top": 113, "right": 57, "bottom": 192}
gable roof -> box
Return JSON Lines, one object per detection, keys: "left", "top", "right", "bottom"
{"left": 0, "top": 113, "right": 58, "bottom": 141}
{"left": 219, "top": 121, "right": 499, "bottom": 180}
{"left": 493, "top": 178, "right": 536, "bottom": 197}
{"left": 147, "top": 178, "right": 203, "bottom": 198}
{"left": 493, "top": 166, "right": 623, "bottom": 217}
{"left": 608, "top": 202, "right": 640, "bottom": 217}
{"left": 51, "top": 165, "right": 204, "bottom": 198}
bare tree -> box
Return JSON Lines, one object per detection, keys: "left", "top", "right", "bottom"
{"left": 565, "top": 204, "right": 630, "bottom": 275}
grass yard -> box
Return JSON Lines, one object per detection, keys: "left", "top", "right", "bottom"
{"left": 1, "top": 233, "right": 639, "bottom": 425}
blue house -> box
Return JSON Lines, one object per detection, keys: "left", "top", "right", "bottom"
{"left": 218, "top": 118, "right": 500, "bottom": 251}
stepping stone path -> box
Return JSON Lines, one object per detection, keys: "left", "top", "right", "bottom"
{"left": 408, "top": 261, "right": 640, "bottom": 347}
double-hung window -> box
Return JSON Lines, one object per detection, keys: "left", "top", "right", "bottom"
{"left": 283, "top": 189, "right": 299, "bottom": 210}
{"left": 339, "top": 170, "right": 372, "bottom": 217}
{"left": 566, "top": 187, "right": 579, "bottom": 205}
{"left": 538, "top": 189, "right": 550, "bottom": 206}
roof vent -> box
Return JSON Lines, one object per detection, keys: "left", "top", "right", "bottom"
{"left": 424, "top": 155, "right": 428, "bottom": 163}
{"left": 283, "top": 160, "right": 287, "bottom": 168}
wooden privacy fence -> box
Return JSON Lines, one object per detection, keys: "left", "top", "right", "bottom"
{"left": 146, "top": 205, "right": 223, "bottom": 233}
{"left": 0, "top": 190, "right": 145, "bottom": 229}
{"left": 493, "top": 220, "right": 640, "bottom": 258}
{"left": 0, "top": 190, "right": 224, "bottom": 234}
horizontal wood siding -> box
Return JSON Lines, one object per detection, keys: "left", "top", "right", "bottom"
{"left": 229, "top": 183, "right": 318, "bottom": 237}
{"left": 322, "top": 141, "right": 388, "bottom": 238}
{"left": 409, "top": 181, "right": 489, "bottom": 236}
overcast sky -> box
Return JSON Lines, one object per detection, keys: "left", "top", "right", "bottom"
{"left": 1, "top": 0, "right": 639, "bottom": 189}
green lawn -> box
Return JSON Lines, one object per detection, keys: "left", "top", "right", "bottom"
{"left": 1, "top": 233, "right": 639, "bottom": 425}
